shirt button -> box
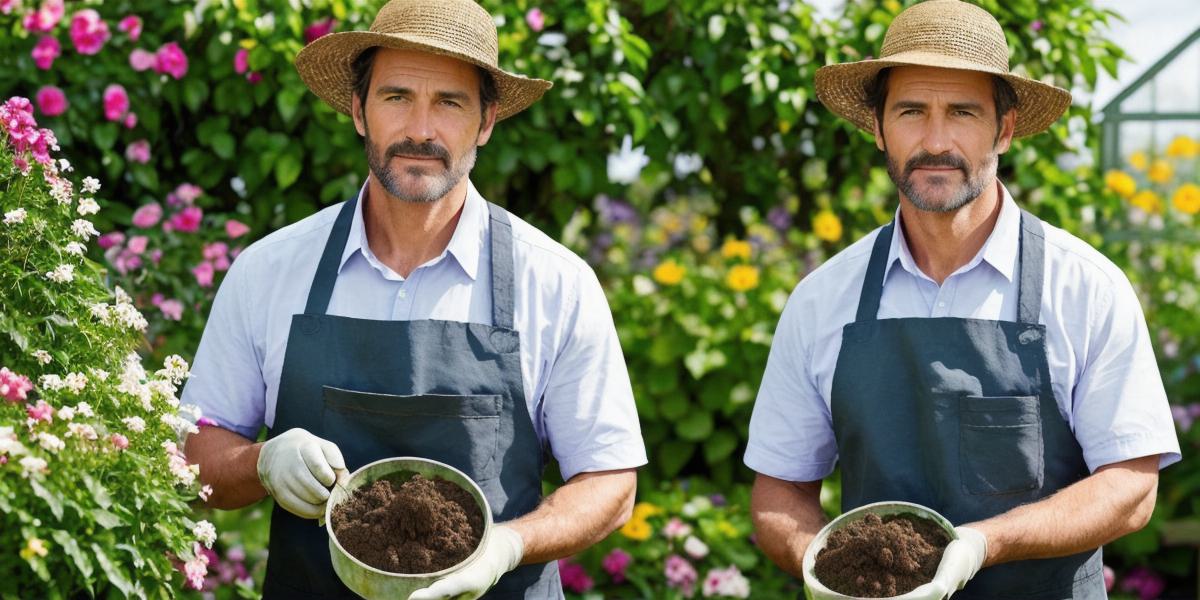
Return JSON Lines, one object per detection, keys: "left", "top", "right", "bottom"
{"left": 937, "top": 301, "right": 946, "bottom": 308}
{"left": 398, "top": 289, "right": 408, "bottom": 299}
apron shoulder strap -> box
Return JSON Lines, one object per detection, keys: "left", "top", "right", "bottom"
{"left": 1017, "top": 210, "right": 1046, "bottom": 325}
{"left": 487, "top": 202, "right": 517, "bottom": 330}
{"left": 855, "top": 221, "right": 895, "bottom": 322}
{"left": 305, "top": 196, "right": 359, "bottom": 315}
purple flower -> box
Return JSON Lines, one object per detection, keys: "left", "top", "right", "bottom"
{"left": 1030, "top": 20, "right": 1043, "bottom": 32}
{"left": 1120, "top": 566, "right": 1166, "bottom": 600}
{"left": 768, "top": 204, "right": 792, "bottom": 231}
{"left": 525, "top": 8, "right": 545, "bottom": 32}
{"left": 596, "top": 194, "right": 638, "bottom": 224}
{"left": 154, "top": 42, "right": 188, "bottom": 79}
{"left": 710, "top": 493, "right": 727, "bottom": 507}
{"left": 601, "top": 548, "right": 631, "bottom": 583}
{"left": 31, "top": 35, "right": 61, "bottom": 70}
{"left": 557, "top": 558, "right": 594, "bottom": 593}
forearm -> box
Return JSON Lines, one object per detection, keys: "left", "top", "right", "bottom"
{"left": 750, "top": 474, "right": 826, "bottom": 577}
{"left": 505, "top": 468, "right": 637, "bottom": 564}
{"left": 969, "top": 455, "right": 1160, "bottom": 567}
{"left": 185, "top": 426, "right": 267, "bottom": 509}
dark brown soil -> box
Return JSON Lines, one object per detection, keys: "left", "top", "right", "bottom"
{"left": 330, "top": 473, "right": 483, "bottom": 574}
{"left": 813, "top": 512, "right": 950, "bottom": 597}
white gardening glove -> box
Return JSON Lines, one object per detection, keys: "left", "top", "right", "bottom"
{"left": 408, "top": 525, "right": 524, "bottom": 600}
{"left": 256, "top": 428, "right": 346, "bottom": 519}
{"left": 907, "top": 526, "right": 988, "bottom": 599}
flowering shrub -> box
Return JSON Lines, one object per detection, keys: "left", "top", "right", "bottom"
{"left": 0, "top": 97, "right": 213, "bottom": 596}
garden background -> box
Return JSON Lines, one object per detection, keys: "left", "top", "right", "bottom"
{"left": 1, "top": 0, "right": 1198, "bottom": 598}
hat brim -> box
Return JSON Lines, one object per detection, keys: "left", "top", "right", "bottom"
{"left": 295, "top": 30, "right": 553, "bottom": 121}
{"left": 814, "top": 51, "right": 1072, "bottom": 138}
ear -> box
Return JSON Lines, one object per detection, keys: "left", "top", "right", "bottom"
{"left": 995, "top": 108, "right": 1017, "bottom": 153}
{"left": 351, "top": 92, "right": 366, "bottom": 137}
{"left": 475, "top": 102, "right": 500, "bottom": 146}
{"left": 872, "top": 116, "right": 886, "bottom": 152}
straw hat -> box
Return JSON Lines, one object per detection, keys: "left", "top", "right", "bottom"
{"left": 814, "top": 0, "right": 1071, "bottom": 138}
{"left": 294, "top": 0, "right": 552, "bottom": 121}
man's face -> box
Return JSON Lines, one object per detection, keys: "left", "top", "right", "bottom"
{"left": 874, "top": 66, "right": 1015, "bottom": 213}
{"left": 351, "top": 48, "right": 498, "bottom": 204}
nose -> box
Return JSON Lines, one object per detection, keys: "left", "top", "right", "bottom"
{"left": 402, "top": 100, "right": 436, "bottom": 143}
{"left": 920, "top": 114, "right": 953, "bottom": 156}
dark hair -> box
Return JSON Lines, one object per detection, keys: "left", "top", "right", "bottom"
{"left": 351, "top": 47, "right": 499, "bottom": 126}
{"left": 864, "top": 68, "right": 1019, "bottom": 142}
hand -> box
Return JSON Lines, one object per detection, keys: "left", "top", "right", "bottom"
{"left": 256, "top": 428, "right": 346, "bottom": 519}
{"left": 408, "top": 525, "right": 524, "bottom": 600}
{"left": 907, "top": 526, "right": 988, "bottom": 599}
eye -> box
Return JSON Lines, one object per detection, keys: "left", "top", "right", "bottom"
{"left": 953, "top": 110, "right": 975, "bottom": 117}
{"left": 440, "top": 99, "right": 463, "bottom": 108}
{"left": 900, "top": 108, "right": 921, "bottom": 116}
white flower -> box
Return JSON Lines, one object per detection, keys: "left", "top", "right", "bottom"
{"left": 0, "top": 427, "right": 27, "bottom": 457}
{"left": 673, "top": 153, "right": 704, "bottom": 179}
{"left": 537, "top": 32, "right": 567, "bottom": 47}
{"left": 20, "top": 456, "right": 48, "bottom": 477}
{"left": 81, "top": 176, "right": 101, "bottom": 194}
{"left": 114, "top": 286, "right": 132, "bottom": 305}
{"left": 71, "top": 219, "right": 99, "bottom": 240}
{"left": 32, "top": 350, "right": 52, "bottom": 365}
{"left": 606, "top": 134, "right": 649, "bottom": 185}
{"left": 702, "top": 565, "right": 751, "bottom": 598}
{"left": 49, "top": 178, "right": 73, "bottom": 205}
{"left": 112, "top": 302, "right": 148, "bottom": 331}
{"left": 57, "top": 406, "right": 76, "bottom": 421}
{"left": 90, "top": 303, "right": 111, "bottom": 323}
{"left": 37, "top": 432, "right": 65, "bottom": 453}
{"left": 90, "top": 368, "right": 109, "bottom": 382}
{"left": 149, "top": 380, "right": 179, "bottom": 405}
{"left": 122, "top": 416, "right": 146, "bottom": 433}
{"left": 64, "top": 372, "right": 88, "bottom": 394}
{"left": 684, "top": 535, "right": 709, "bottom": 559}
{"left": 64, "top": 242, "right": 86, "bottom": 256}
{"left": 38, "top": 374, "right": 65, "bottom": 391}
{"left": 198, "top": 484, "right": 213, "bottom": 501}
{"left": 1032, "top": 37, "right": 1051, "bottom": 56}
{"left": 3, "top": 208, "right": 26, "bottom": 225}
{"left": 58, "top": 158, "right": 73, "bottom": 173}
{"left": 193, "top": 520, "right": 217, "bottom": 548}
{"left": 45, "top": 264, "right": 75, "bottom": 283}
{"left": 158, "top": 355, "right": 191, "bottom": 383}
{"left": 74, "top": 402, "right": 94, "bottom": 417}
{"left": 67, "top": 423, "right": 98, "bottom": 441}
{"left": 76, "top": 197, "right": 100, "bottom": 216}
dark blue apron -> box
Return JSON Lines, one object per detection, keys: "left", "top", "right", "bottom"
{"left": 261, "top": 196, "right": 562, "bottom": 599}
{"left": 829, "top": 211, "right": 1105, "bottom": 599}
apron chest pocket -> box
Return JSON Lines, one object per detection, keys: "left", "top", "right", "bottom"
{"left": 322, "top": 386, "right": 502, "bottom": 482}
{"left": 959, "top": 395, "right": 1044, "bottom": 495}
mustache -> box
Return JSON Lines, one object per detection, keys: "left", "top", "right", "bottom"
{"left": 386, "top": 141, "right": 451, "bottom": 166}
{"left": 903, "top": 152, "right": 968, "bottom": 176}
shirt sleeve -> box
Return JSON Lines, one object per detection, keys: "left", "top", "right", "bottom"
{"left": 1071, "top": 273, "right": 1181, "bottom": 472}
{"left": 180, "top": 250, "right": 267, "bottom": 440}
{"left": 744, "top": 287, "right": 839, "bottom": 482}
{"left": 541, "top": 266, "right": 647, "bottom": 481}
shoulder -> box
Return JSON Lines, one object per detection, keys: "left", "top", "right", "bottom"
{"left": 789, "top": 225, "right": 882, "bottom": 305}
{"left": 1036, "top": 218, "right": 1130, "bottom": 292}
{"left": 500, "top": 207, "right": 598, "bottom": 300}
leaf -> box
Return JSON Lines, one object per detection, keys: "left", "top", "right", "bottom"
{"left": 657, "top": 440, "right": 695, "bottom": 478}
{"left": 29, "top": 478, "right": 63, "bottom": 521}
{"left": 183, "top": 79, "right": 209, "bottom": 112}
{"left": 703, "top": 430, "right": 738, "bottom": 464}
{"left": 675, "top": 410, "right": 713, "bottom": 441}
{"left": 91, "top": 123, "right": 119, "bottom": 151}
{"left": 82, "top": 475, "right": 112, "bottom": 510}
{"left": 92, "top": 508, "right": 123, "bottom": 529}
{"left": 276, "top": 86, "right": 304, "bottom": 123}
{"left": 50, "top": 530, "right": 93, "bottom": 580}
{"left": 274, "top": 150, "right": 303, "bottom": 189}
{"left": 210, "top": 132, "right": 236, "bottom": 160}
{"left": 92, "top": 543, "right": 135, "bottom": 597}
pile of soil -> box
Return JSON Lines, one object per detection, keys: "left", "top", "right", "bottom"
{"left": 330, "top": 473, "right": 483, "bottom": 574}
{"left": 813, "top": 512, "right": 950, "bottom": 597}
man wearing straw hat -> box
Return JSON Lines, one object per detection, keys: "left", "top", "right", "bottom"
{"left": 746, "top": 1, "right": 1179, "bottom": 597}
{"left": 182, "top": 0, "right": 647, "bottom": 598}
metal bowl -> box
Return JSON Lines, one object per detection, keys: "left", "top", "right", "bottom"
{"left": 802, "top": 501, "right": 957, "bottom": 600}
{"left": 325, "top": 457, "right": 492, "bottom": 600}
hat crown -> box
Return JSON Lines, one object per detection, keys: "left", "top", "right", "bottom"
{"left": 880, "top": 0, "right": 1009, "bottom": 72}
{"left": 370, "top": 0, "right": 499, "bottom": 68}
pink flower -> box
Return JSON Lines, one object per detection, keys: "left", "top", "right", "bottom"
{"left": 126, "top": 235, "right": 148, "bottom": 255}
{"left": 233, "top": 48, "right": 249, "bottom": 74}
{"left": 131, "top": 202, "right": 161, "bottom": 228}
{"left": 123, "top": 112, "right": 137, "bottom": 129}
{"left": 701, "top": 565, "right": 750, "bottom": 598}
{"left": 118, "top": 15, "right": 141, "bottom": 40}
{"left": 224, "top": 219, "right": 250, "bottom": 239}
{"left": 664, "top": 554, "right": 697, "bottom": 596}
{"left": 304, "top": 17, "right": 337, "bottom": 44}
{"left": 1104, "top": 565, "right": 1115, "bottom": 591}
{"left": 246, "top": 72, "right": 262, "bottom": 85}
{"left": 557, "top": 559, "right": 593, "bottom": 594}
{"left": 601, "top": 548, "right": 631, "bottom": 583}
{"left": 171, "top": 205, "right": 203, "bottom": 233}
{"left": 159, "top": 299, "right": 184, "bottom": 321}
{"left": 35, "top": 86, "right": 67, "bottom": 116}
{"left": 175, "top": 183, "right": 203, "bottom": 204}
{"left": 0, "top": 97, "right": 57, "bottom": 168}
{"left": 26, "top": 399, "right": 54, "bottom": 423}
{"left": 97, "top": 231, "right": 125, "bottom": 249}
{"left": 192, "top": 261, "right": 215, "bottom": 287}
{"left": 102, "top": 83, "right": 128, "bottom": 121}
{"left": 31, "top": 36, "right": 61, "bottom": 70}
{"left": 1120, "top": 566, "right": 1166, "bottom": 600}
{"left": 0, "top": 367, "right": 35, "bottom": 403}
{"left": 1030, "top": 20, "right": 1044, "bottom": 32}
{"left": 0, "top": 0, "right": 19, "bottom": 15}
{"left": 22, "top": 0, "right": 63, "bottom": 33}
{"left": 154, "top": 42, "right": 188, "bottom": 79}
{"left": 150, "top": 293, "right": 164, "bottom": 306}
{"left": 107, "top": 249, "right": 142, "bottom": 274}
{"left": 110, "top": 433, "right": 129, "bottom": 450}
{"left": 663, "top": 517, "right": 692, "bottom": 539}
{"left": 202, "top": 241, "right": 228, "bottom": 261}
{"left": 69, "top": 9, "right": 110, "bottom": 55}
{"left": 128, "top": 48, "right": 156, "bottom": 71}
{"left": 125, "top": 139, "right": 150, "bottom": 164}
{"left": 183, "top": 543, "right": 210, "bottom": 590}
{"left": 525, "top": 8, "right": 545, "bottom": 32}
{"left": 197, "top": 417, "right": 218, "bottom": 428}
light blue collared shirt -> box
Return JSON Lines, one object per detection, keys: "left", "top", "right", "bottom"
{"left": 182, "top": 181, "right": 647, "bottom": 480}
{"left": 745, "top": 185, "right": 1181, "bottom": 481}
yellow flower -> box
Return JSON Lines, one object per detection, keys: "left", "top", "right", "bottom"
{"left": 652, "top": 260, "right": 686, "bottom": 286}
{"left": 632, "top": 502, "right": 662, "bottom": 520}
{"left": 726, "top": 265, "right": 760, "bottom": 292}
{"left": 884, "top": 0, "right": 902, "bottom": 13}
{"left": 620, "top": 517, "right": 652, "bottom": 541}
{"left": 660, "top": 213, "right": 684, "bottom": 236}
{"left": 1104, "top": 170, "right": 1137, "bottom": 199}
{"left": 20, "top": 537, "right": 48, "bottom": 561}
{"left": 1166, "top": 136, "right": 1199, "bottom": 159}
{"left": 813, "top": 210, "right": 843, "bottom": 243}
{"left": 720, "top": 239, "right": 752, "bottom": 261}
{"left": 1128, "top": 151, "right": 1147, "bottom": 171}
{"left": 1173, "top": 184, "right": 1200, "bottom": 215}
{"left": 1147, "top": 160, "right": 1173, "bottom": 184}
{"left": 716, "top": 520, "right": 740, "bottom": 539}
{"left": 1130, "top": 190, "right": 1163, "bottom": 214}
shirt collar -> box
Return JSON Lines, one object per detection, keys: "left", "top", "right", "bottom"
{"left": 339, "top": 179, "right": 486, "bottom": 281}
{"left": 885, "top": 182, "right": 1020, "bottom": 283}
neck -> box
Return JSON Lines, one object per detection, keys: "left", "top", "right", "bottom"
{"left": 362, "top": 177, "right": 469, "bottom": 278}
{"left": 898, "top": 180, "right": 1002, "bottom": 286}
